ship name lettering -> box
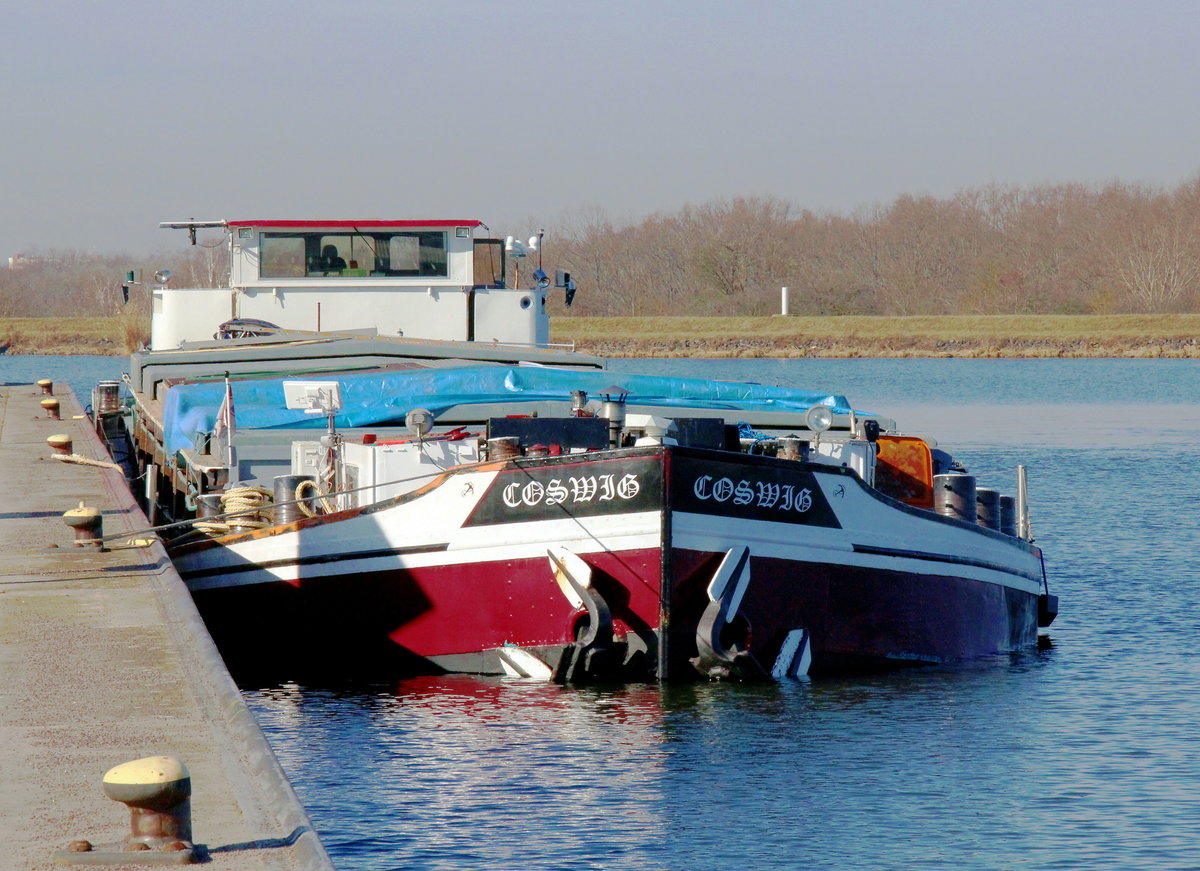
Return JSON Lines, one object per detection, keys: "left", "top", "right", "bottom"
{"left": 502, "top": 482, "right": 522, "bottom": 508}
{"left": 570, "top": 476, "right": 598, "bottom": 502}
{"left": 500, "top": 472, "right": 643, "bottom": 511}
{"left": 756, "top": 481, "right": 780, "bottom": 508}
{"left": 521, "top": 481, "right": 544, "bottom": 506}
{"left": 691, "top": 475, "right": 814, "bottom": 515}
{"left": 733, "top": 480, "right": 754, "bottom": 505}
{"left": 544, "top": 479, "right": 568, "bottom": 505}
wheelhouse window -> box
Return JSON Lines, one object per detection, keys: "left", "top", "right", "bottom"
{"left": 259, "top": 231, "right": 449, "bottom": 278}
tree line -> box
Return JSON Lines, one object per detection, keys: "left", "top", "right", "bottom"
{"left": 551, "top": 178, "right": 1200, "bottom": 317}
{"left": 4, "top": 177, "right": 1200, "bottom": 319}
{"left": 0, "top": 244, "right": 228, "bottom": 319}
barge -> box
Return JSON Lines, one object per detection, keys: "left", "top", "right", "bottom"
{"left": 99, "top": 218, "right": 1057, "bottom": 682}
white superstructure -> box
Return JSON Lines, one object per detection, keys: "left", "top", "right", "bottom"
{"left": 150, "top": 220, "right": 559, "bottom": 350}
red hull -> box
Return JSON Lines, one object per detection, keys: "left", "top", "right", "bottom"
{"left": 192, "top": 547, "right": 665, "bottom": 680}
{"left": 178, "top": 446, "right": 1044, "bottom": 682}
{"left": 192, "top": 544, "right": 1037, "bottom": 681}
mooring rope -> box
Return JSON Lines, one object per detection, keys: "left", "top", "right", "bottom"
{"left": 51, "top": 453, "right": 123, "bottom": 470}
{"left": 294, "top": 478, "right": 336, "bottom": 517}
{"left": 193, "top": 486, "right": 274, "bottom": 535}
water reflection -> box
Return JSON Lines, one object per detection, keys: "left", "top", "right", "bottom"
{"left": 253, "top": 677, "right": 676, "bottom": 868}
{"left": 249, "top": 657, "right": 1086, "bottom": 871}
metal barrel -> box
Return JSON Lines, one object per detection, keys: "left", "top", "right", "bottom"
{"left": 487, "top": 436, "right": 521, "bottom": 460}
{"left": 196, "top": 493, "right": 223, "bottom": 518}
{"left": 999, "top": 494, "right": 1017, "bottom": 537}
{"left": 975, "top": 487, "right": 1001, "bottom": 530}
{"left": 274, "top": 474, "right": 316, "bottom": 524}
{"left": 94, "top": 380, "right": 122, "bottom": 415}
{"left": 933, "top": 473, "right": 977, "bottom": 523}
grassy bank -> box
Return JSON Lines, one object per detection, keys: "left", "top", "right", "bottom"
{"left": 1, "top": 313, "right": 1198, "bottom": 357}
{"left": 0, "top": 316, "right": 150, "bottom": 356}
{"left": 552, "top": 314, "right": 1200, "bottom": 358}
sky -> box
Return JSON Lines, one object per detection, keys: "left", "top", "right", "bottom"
{"left": 3, "top": 0, "right": 1200, "bottom": 257}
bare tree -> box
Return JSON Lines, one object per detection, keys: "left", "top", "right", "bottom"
{"left": 1114, "top": 221, "right": 1200, "bottom": 312}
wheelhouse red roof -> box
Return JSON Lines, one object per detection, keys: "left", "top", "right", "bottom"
{"left": 226, "top": 220, "right": 483, "bottom": 229}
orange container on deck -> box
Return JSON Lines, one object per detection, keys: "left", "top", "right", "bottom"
{"left": 874, "top": 435, "right": 934, "bottom": 509}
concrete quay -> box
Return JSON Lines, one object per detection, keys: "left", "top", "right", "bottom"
{"left": 0, "top": 384, "right": 335, "bottom": 870}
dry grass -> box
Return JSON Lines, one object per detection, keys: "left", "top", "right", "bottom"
{"left": 2, "top": 313, "right": 1197, "bottom": 358}
{"left": 552, "top": 314, "right": 1200, "bottom": 357}
{"left": 0, "top": 315, "right": 150, "bottom": 355}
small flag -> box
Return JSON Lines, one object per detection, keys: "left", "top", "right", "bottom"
{"left": 213, "top": 374, "right": 236, "bottom": 469}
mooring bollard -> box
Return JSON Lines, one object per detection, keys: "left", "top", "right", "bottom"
{"left": 36, "top": 378, "right": 54, "bottom": 395}
{"left": 62, "top": 502, "right": 102, "bottom": 547}
{"left": 55, "top": 756, "right": 196, "bottom": 864}
{"left": 103, "top": 756, "right": 193, "bottom": 852}
{"left": 47, "top": 434, "right": 73, "bottom": 455}
{"left": 40, "top": 397, "right": 61, "bottom": 420}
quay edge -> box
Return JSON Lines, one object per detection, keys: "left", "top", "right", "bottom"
{"left": 0, "top": 384, "right": 333, "bottom": 870}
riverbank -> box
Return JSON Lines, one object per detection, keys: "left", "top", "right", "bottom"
{"left": 552, "top": 314, "right": 1200, "bottom": 357}
{"left": 3, "top": 313, "right": 1199, "bottom": 357}
{"left": 0, "top": 316, "right": 149, "bottom": 356}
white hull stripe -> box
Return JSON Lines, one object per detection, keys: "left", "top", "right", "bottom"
{"left": 178, "top": 541, "right": 451, "bottom": 581}
{"left": 850, "top": 543, "right": 1042, "bottom": 583}
{"left": 176, "top": 504, "right": 1040, "bottom": 593}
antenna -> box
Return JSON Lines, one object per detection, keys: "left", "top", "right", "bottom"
{"left": 282, "top": 381, "right": 343, "bottom": 415}
{"left": 159, "top": 220, "right": 227, "bottom": 246}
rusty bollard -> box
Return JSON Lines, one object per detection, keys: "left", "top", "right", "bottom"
{"left": 103, "top": 757, "right": 194, "bottom": 853}
{"left": 62, "top": 502, "right": 102, "bottom": 547}
{"left": 47, "top": 434, "right": 73, "bottom": 456}
{"left": 36, "top": 378, "right": 54, "bottom": 395}
{"left": 56, "top": 756, "right": 196, "bottom": 864}
{"left": 40, "top": 397, "right": 61, "bottom": 420}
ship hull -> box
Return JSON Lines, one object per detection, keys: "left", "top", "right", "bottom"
{"left": 172, "top": 446, "right": 1043, "bottom": 681}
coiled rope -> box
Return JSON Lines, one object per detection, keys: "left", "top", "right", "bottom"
{"left": 295, "top": 478, "right": 336, "bottom": 517}
{"left": 194, "top": 486, "right": 274, "bottom": 535}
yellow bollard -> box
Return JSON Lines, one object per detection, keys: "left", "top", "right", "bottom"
{"left": 102, "top": 756, "right": 193, "bottom": 853}
{"left": 55, "top": 756, "right": 196, "bottom": 864}
{"left": 47, "top": 434, "right": 73, "bottom": 455}
{"left": 62, "top": 503, "right": 102, "bottom": 547}
{"left": 40, "top": 397, "right": 61, "bottom": 420}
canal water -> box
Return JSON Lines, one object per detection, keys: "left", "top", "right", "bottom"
{"left": 6, "top": 355, "right": 1199, "bottom": 870}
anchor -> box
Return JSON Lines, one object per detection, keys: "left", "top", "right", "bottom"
{"left": 496, "top": 645, "right": 555, "bottom": 680}
{"left": 770, "top": 627, "right": 813, "bottom": 680}
{"left": 690, "top": 546, "right": 767, "bottom": 680}
{"left": 547, "top": 547, "right": 616, "bottom": 682}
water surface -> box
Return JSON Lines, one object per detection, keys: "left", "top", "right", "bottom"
{"left": 12, "top": 355, "right": 1198, "bottom": 870}
{"left": 246, "top": 358, "right": 1200, "bottom": 870}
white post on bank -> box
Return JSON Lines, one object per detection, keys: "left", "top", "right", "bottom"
{"left": 781, "top": 286, "right": 790, "bottom": 316}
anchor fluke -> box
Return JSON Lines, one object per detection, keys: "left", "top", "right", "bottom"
{"left": 548, "top": 547, "right": 616, "bottom": 682}
{"left": 690, "top": 546, "right": 767, "bottom": 680}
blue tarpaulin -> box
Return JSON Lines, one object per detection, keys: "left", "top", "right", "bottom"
{"left": 161, "top": 365, "right": 855, "bottom": 460}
